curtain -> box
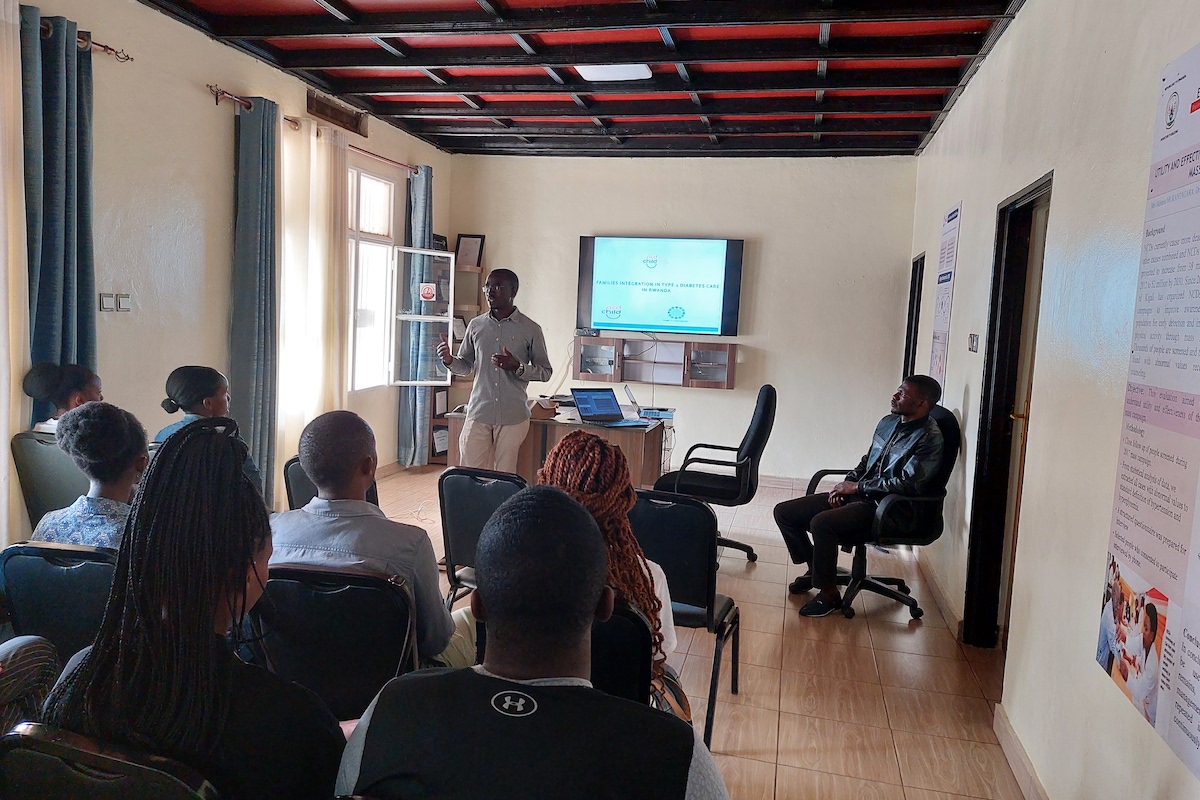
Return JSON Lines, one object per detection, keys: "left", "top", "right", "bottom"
{"left": 229, "top": 99, "right": 279, "bottom": 506}
{"left": 396, "top": 165, "right": 434, "bottom": 466}
{"left": 19, "top": 6, "right": 94, "bottom": 426}
{"left": 3, "top": 0, "right": 32, "bottom": 542}
{"left": 276, "top": 120, "right": 348, "bottom": 506}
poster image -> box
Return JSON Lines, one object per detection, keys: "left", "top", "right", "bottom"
{"left": 1098, "top": 41, "right": 1200, "bottom": 778}
{"left": 929, "top": 203, "right": 961, "bottom": 387}
{"left": 1096, "top": 553, "right": 1168, "bottom": 727}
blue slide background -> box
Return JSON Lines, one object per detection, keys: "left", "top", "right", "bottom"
{"left": 589, "top": 237, "right": 727, "bottom": 333}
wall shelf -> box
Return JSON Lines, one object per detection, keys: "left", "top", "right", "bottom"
{"left": 572, "top": 336, "right": 737, "bottom": 390}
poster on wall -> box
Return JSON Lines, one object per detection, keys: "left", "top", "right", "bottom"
{"left": 929, "top": 203, "right": 962, "bottom": 387}
{"left": 1097, "top": 41, "right": 1200, "bottom": 780}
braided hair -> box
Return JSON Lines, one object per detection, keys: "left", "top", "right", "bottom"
{"left": 56, "top": 402, "right": 147, "bottom": 483}
{"left": 44, "top": 418, "right": 270, "bottom": 762}
{"left": 537, "top": 430, "right": 666, "bottom": 679}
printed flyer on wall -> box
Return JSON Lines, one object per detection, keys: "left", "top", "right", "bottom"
{"left": 928, "top": 203, "right": 961, "bottom": 386}
{"left": 1098, "top": 41, "right": 1200, "bottom": 780}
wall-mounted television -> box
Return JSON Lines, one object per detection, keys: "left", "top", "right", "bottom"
{"left": 576, "top": 236, "right": 743, "bottom": 336}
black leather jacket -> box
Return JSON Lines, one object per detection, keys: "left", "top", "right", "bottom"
{"left": 847, "top": 413, "right": 944, "bottom": 499}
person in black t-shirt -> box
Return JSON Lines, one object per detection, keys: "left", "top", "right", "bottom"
{"left": 43, "top": 418, "right": 345, "bottom": 800}
{"left": 338, "top": 486, "right": 729, "bottom": 800}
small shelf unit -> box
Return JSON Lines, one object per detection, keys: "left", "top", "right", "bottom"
{"left": 572, "top": 335, "right": 737, "bottom": 390}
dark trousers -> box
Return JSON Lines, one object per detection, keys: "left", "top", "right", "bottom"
{"left": 774, "top": 495, "right": 876, "bottom": 591}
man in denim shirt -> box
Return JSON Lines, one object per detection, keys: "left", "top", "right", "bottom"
{"left": 775, "top": 376, "right": 944, "bottom": 618}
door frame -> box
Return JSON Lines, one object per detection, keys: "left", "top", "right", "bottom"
{"left": 903, "top": 254, "right": 925, "bottom": 380}
{"left": 962, "top": 171, "right": 1054, "bottom": 647}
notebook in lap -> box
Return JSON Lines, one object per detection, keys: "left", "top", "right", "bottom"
{"left": 570, "top": 388, "right": 649, "bottom": 428}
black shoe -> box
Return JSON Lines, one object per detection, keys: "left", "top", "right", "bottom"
{"left": 799, "top": 595, "right": 843, "bottom": 618}
{"left": 788, "top": 573, "right": 814, "bottom": 594}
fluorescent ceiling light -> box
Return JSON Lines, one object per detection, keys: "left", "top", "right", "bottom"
{"left": 575, "top": 63, "right": 652, "bottom": 81}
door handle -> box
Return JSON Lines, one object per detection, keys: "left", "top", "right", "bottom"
{"left": 1010, "top": 412, "right": 1028, "bottom": 420}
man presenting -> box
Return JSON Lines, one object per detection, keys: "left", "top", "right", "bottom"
{"left": 436, "top": 269, "right": 552, "bottom": 474}
{"left": 774, "top": 375, "right": 945, "bottom": 618}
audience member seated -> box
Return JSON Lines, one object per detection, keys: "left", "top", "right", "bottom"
{"left": 32, "top": 402, "right": 148, "bottom": 550}
{"left": 154, "top": 365, "right": 262, "bottom": 492}
{"left": 774, "top": 375, "right": 945, "bottom": 618}
{"left": 270, "top": 410, "right": 453, "bottom": 658}
{"left": 0, "top": 636, "right": 58, "bottom": 733}
{"left": 538, "top": 430, "right": 685, "bottom": 713}
{"left": 22, "top": 363, "right": 102, "bottom": 433}
{"left": 43, "top": 418, "right": 345, "bottom": 800}
{"left": 337, "top": 486, "right": 729, "bottom": 800}
{"left": 432, "top": 430, "right": 681, "bottom": 682}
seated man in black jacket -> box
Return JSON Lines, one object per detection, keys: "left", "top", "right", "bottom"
{"left": 775, "top": 375, "right": 944, "bottom": 618}
{"left": 337, "top": 485, "right": 729, "bottom": 800}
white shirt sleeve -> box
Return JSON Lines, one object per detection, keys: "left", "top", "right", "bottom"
{"left": 646, "top": 559, "right": 677, "bottom": 657}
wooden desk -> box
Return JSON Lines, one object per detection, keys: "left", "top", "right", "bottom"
{"left": 446, "top": 413, "right": 665, "bottom": 488}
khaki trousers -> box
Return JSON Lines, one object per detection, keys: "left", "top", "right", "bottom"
{"left": 459, "top": 418, "right": 530, "bottom": 474}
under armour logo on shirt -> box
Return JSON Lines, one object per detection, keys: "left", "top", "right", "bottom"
{"left": 491, "top": 690, "right": 538, "bottom": 717}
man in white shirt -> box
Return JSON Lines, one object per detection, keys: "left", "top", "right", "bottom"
{"left": 1119, "top": 601, "right": 1161, "bottom": 725}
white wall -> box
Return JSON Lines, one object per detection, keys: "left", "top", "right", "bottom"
{"left": 33, "top": 0, "right": 454, "bottom": 468}
{"left": 450, "top": 156, "right": 917, "bottom": 477}
{"left": 911, "top": 0, "right": 1200, "bottom": 796}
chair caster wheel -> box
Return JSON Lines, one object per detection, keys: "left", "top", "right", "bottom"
{"left": 841, "top": 606, "right": 856, "bottom": 619}
{"left": 910, "top": 606, "right": 924, "bottom": 620}
{"left": 899, "top": 583, "right": 911, "bottom": 595}
{"left": 747, "top": 552, "right": 758, "bottom": 563}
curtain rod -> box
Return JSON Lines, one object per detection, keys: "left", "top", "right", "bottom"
{"left": 39, "top": 21, "right": 132, "bottom": 62}
{"left": 207, "top": 85, "right": 418, "bottom": 174}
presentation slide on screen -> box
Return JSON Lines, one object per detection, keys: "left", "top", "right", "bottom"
{"left": 589, "top": 237, "right": 728, "bottom": 334}
{"left": 1097, "top": 42, "right": 1200, "bottom": 781}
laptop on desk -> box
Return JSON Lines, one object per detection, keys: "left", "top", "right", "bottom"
{"left": 570, "top": 388, "right": 649, "bottom": 428}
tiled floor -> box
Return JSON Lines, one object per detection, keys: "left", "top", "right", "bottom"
{"left": 377, "top": 469, "right": 1016, "bottom": 800}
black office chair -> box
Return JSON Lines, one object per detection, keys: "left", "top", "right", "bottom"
{"left": 438, "top": 467, "right": 527, "bottom": 610}
{"left": 283, "top": 455, "right": 380, "bottom": 510}
{"left": 806, "top": 404, "right": 962, "bottom": 620}
{"left": 0, "top": 722, "right": 218, "bottom": 800}
{"left": 591, "top": 603, "right": 654, "bottom": 705}
{"left": 10, "top": 432, "right": 89, "bottom": 528}
{"left": 247, "top": 565, "right": 419, "bottom": 720}
{"left": 653, "top": 384, "right": 776, "bottom": 562}
{"left": 629, "top": 490, "right": 739, "bottom": 747}
{"left": 0, "top": 542, "right": 117, "bottom": 662}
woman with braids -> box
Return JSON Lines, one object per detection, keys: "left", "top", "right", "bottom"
{"left": 154, "top": 365, "right": 262, "bottom": 492}
{"left": 43, "top": 418, "right": 345, "bottom": 799}
{"left": 22, "top": 362, "right": 103, "bottom": 433}
{"left": 33, "top": 402, "right": 148, "bottom": 550}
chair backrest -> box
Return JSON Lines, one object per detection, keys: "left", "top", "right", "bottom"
{"left": 590, "top": 603, "right": 654, "bottom": 705}
{"left": 628, "top": 490, "right": 718, "bottom": 627}
{"left": 10, "top": 432, "right": 89, "bottom": 528}
{"left": 248, "top": 566, "right": 418, "bottom": 720}
{"left": 0, "top": 722, "right": 218, "bottom": 800}
{"left": 927, "top": 405, "right": 962, "bottom": 496}
{"left": 0, "top": 543, "right": 117, "bottom": 662}
{"left": 734, "top": 384, "right": 777, "bottom": 501}
{"left": 283, "top": 454, "right": 379, "bottom": 510}
{"left": 438, "top": 467, "right": 527, "bottom": 576}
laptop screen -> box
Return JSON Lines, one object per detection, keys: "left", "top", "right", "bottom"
{"left": 571, "top": 388, "right": 623, "bottom": 420}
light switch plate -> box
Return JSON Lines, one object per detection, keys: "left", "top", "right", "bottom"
{"left": 115, "top": 293, "right": 132, "bottom": 312}
{"left": 968, "top": 333, "right": 980, "bottom": 353}
{"left": 99, "top": 293, "right": 116, "bottom": 312}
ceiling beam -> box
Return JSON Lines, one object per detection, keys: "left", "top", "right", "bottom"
{"left": 376, "top": 94, "right": 944, "bottom": 120}
{"left": 429, "top": 133, "right": 924, "bottom": 153}
{"left": 337, "top": 68, "right": 961, "bottom": 97}
{"left": 214, "top": 2, "right": 1012, "bottom": 40}
{"left": 407, "top": 117, "right": 932, "bottom": 137}
{"left": 277, "top": 34, "right": 982, "bottom": 71}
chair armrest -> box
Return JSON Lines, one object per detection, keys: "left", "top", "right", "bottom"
{"left": 674, "top": 454, "right": 751, "bottom": 493}
{"left": 681, "top": 442, "right": 740, "bottom": 462}
{"left": 872, "top": 493, "right": 945, "bottom": 544}
{"left": 805, "top": 469, "right": 857, "bottom": 496}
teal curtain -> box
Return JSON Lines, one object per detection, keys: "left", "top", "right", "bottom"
{"left": 397, "top": 166, "right": 433, "bottom": 466}
{"left": 229, "top": 99, "right": 278, "bottom": 504}
{"left": 19, "top": 6, "right": 95, "bottom": 426}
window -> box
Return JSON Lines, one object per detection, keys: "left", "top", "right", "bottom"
{"left": 348, "top": 166, "right": 454, "bottom": 391}
{"left": 348, "top": 168, "right": 397, "bottom": 390}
